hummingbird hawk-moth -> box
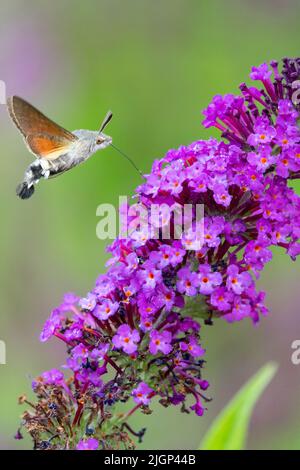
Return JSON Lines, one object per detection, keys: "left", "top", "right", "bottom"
{"left": 7, "top": 96, "right": 113, "bottom": 199}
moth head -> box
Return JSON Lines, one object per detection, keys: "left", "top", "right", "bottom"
{"left": 95, "top": 132, "right": 112, "bottom": 150}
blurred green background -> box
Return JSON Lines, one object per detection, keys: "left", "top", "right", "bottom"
{"left": 0, "top": 0, "right": 300, "bottom": 450}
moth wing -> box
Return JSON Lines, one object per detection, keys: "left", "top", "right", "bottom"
{"left": 26, "top": 133, "right": 74, "bottom": 160}
{"left": 7, "top": 95, "right": 77, "bottom": 143}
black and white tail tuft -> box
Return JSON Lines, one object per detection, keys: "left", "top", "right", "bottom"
{"left": 16, "top": 182, "right": 35, "bottom": 199}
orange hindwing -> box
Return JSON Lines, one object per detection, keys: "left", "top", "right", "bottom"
{"left": 26, "top": 133, "right": 74, "bottom": 160}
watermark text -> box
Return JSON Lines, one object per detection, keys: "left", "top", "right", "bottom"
{"left": 96, "top": 197, "right": 204, "bottom": 250}
{"left": 0, "top": 340, "right": 6, "bottom": 365}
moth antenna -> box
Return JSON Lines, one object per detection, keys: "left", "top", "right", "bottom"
{"left": 110, "top": 143, "right": 144, "bottom": 179}
{"left": 99, "top": 110, "right": 113, "bottom": 133}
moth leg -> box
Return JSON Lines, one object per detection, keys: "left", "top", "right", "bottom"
{"left": 36, "top": 158, "right": 51, "bottom": 179}
{"left": 29, "top": 161, "right": 43, "bottom": 181}
{"left": 43, "top": 169, "right": 50, "bottom": 179}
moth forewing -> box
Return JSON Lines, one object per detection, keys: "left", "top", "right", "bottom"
{"left": 7, "top": 96, "right": 77, "bottom": 145}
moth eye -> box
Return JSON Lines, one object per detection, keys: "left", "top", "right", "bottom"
{"left": 97, "top": 137, "right": 105, "bottom": 145}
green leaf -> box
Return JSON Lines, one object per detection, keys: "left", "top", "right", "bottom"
{"left": 200, "top": 362, "right": 278, "bottom": 450}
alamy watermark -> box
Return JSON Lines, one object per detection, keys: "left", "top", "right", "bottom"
{"left": 96, "top": 197, "right": 204, "bottom": 250}
{"left": 291, "top": 340, "right": 300, "bottom": 365}
{"left": 0, "top": 340, "right": 6, "bottom": 365}
{"left": 0, "top": 80, "right": 6, "bottom": 104}
{"left": 292, "top": 80, "right": 300, "bottom": 106}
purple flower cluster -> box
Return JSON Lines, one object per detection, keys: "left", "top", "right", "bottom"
{"left": 19, "top": 58, "right": 300, "bottom": 450}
